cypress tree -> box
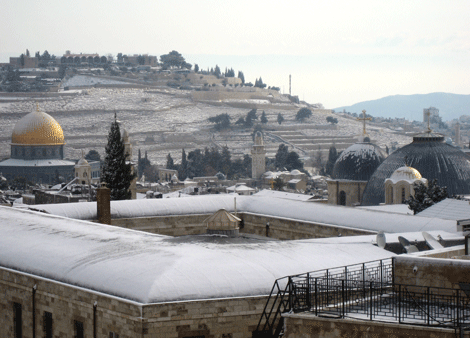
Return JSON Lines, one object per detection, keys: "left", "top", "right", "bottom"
{"left": 101, "top": 114, "right": 135, "bottom": 200}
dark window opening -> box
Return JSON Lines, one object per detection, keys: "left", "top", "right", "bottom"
{"left": 339, "top": 191, "right": 346, "bottom": 206}
{"left": 109, "top": 332, "right": 119, "bottom": 338}
{"left": 13, "top": 302, "right": 22, "bottom": 338}
{"left": 401, "top": 187, "right": 406, "bottom": 203}
{"left": 43, "top": 311, "right": 52, "bottom": 338}
{"left": 74, "top": 320, "right": 84, "bottom": 338}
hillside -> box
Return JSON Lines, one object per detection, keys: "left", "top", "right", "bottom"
{"left": 334, "top": 93, "right": 470, "bottom": 122}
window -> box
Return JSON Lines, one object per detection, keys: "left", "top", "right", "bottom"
{"left": 109, "top": 332, "right": 119, "bottom": 338}
{"left": 43, "top": 312, "right": 52, "bottom": 338}
{"left": 339, "top": 191, "right": 346, "bottom": 206}
{"left": 389, "top": 187, "right": 393, "bottom": 204}
{"left": 13, "top": 302, "right": 22, "bottom": 338}
{"left": 74, "top": 320, "right": 84, "bottom": 338}
{"left": 401, "top": 187, "right": 406, "bottom": 203}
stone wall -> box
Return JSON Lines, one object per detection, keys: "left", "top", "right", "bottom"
{"left": 110, "top": 212, "right": 374, "bottom": 240}
{"left": 0, "top": 267, "right": 143, "bottom": 337}
{"left": 283, "top": 313, "right": 468, "bottom": 338}
{"left": 0, "top": 267, "right": 270, "bottom": 338}
{"left": 393, "top": 254, "right": 470, "bottom": 289}
{"left": 327, "top": 180, "right": 367, "bottom": 206}
{"left": 111, "top": 214, "right": 210, "bottom": 236}
{"left": 142, "top": 296, "right": 270, "bottom": 338}
{"left": 240, "top": 213, "right": 374, "bottom": 240}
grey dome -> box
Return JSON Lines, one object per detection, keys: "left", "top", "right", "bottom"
{"left": 361, "top": 133, "right": 470, "bottom": 206}
{"left": 332, "top": 143, "right": 386, "bottom": 181}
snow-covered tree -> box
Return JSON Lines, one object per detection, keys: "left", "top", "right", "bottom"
{"left": 406, "top": 179, "right": 448, "bottom": 215}
{"left": 101, "top": 114, "right": 135, "bottom": 200}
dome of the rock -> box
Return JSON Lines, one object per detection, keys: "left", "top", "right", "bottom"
{"left": 12, "top": 108, "right": 64, "bottom": 145}
{"left": 332, "top": 142, "right": 386, "bottom": 181}
{"left": 361, "top": 132, "right": 470, "bottom": 206}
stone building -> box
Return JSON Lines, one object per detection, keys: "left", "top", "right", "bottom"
{"left": 384, "top": 166, "right": 427, "bottom": 204}
{"left": 0, "top": 205, "right": 398, "bottom": 338}
{"left": 327, "top": 142, "right": 385, "bottom": 206}
{"left": 0, "top": 105, "right": 75, "bottom": 185}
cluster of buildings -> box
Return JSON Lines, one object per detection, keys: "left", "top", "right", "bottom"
{"left": 1, "top": 105, "right": 470, "bottom": 337}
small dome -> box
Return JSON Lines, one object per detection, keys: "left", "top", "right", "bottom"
{"left": 12, "top": 108, "right": 64, "bottom": 145}
{"left": 76, "top": 158, "right": 89, "bottom": 166}
{"left": 389, "top": 166, "right": 422, "bottom": 181}
{"left": 290, "top": 169, "right": 302, "bottom": 175}
{"left": 332, "top": 143, "right": 385, "bottom": 181}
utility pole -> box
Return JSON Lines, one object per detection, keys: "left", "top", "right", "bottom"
{"left": 289, "top": 74, "right": 291, "bottom": 95}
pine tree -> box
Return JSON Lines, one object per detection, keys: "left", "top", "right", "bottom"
{"left": 406, "top": 179, "right": 448, "bottom": 215}
{"left": 166, "top": 153, "right": 175, "bottom": 170}
{"left": 101, "top": 114, "right": 135, "bottom": 200}
{"left": 178, "top": 149, "right": 188, "bottom": 180}
{"left": 325, "top": 146, "right": 338, "bottom": 176}
{"left": 261, "top": 111, "right": 268, "bottom": 124}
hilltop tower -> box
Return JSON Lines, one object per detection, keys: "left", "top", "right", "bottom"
{"left": 251, "top": 131, "right": 266, "bottom": 179}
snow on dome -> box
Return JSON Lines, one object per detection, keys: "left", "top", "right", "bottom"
{"left": 389, "top": 166, "right": 422, "bottom": 182}
{"left": 11, "top": 106, "right": 65, "bottom": 145}
{"left": 290, "top": 169, "right": 302, "bottom": 175}
{"left": 332, "top": 143, "right": 385, "bottom": 181}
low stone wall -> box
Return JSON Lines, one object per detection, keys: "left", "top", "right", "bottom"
{"left": 240, "top": 213, "right": 374, "bottom": 240}
{"left": 394, "top": 254, "right": 470, "bottom": 289}
{"left": 0, "top": 267, "right": 270, "bottom": 338}
{"left": 111, "top": 214, "right": 210, "bottom": 236}
{"left": 110, "top": 212, "right": 374, "bottom": 240}
{"left": 283, "top": 313, "right": 468, "bottom": 338}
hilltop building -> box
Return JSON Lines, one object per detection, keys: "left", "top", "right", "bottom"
{"left": 251, "top": 131, "right": 266, "bottom": 179}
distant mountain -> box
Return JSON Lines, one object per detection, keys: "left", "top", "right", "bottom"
{"left": 334, "top": 93, "right": 470, "bottom": 122}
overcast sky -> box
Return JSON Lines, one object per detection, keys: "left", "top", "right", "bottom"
{"left": 1, "top": 0, "right": 469, "bottom": 109}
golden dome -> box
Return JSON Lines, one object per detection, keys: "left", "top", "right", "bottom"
{"left": 11, "top": 107, "right": 65, "bottom": 145}
{"left": 390, "top": 166, "right": 422, "bottom": 181}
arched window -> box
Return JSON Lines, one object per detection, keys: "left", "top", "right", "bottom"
{"left": 401, "top": 187, "right": 406, "bottom": 203}
{"left": 339, "top": 191, "right": 346, "bottom": 206}
{"left": 389, "top": 186, "right": 393, "bottom": 204}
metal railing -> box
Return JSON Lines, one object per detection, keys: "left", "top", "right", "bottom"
{"left": 289, "top": 278, "right": 470, "bottom": 328}
{"left": 253, "top": 258, "right": 393, "bottom": 338}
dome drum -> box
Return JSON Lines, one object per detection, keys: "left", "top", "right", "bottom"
{"left": 11, "top": 144, "right": 64, "bottom": 160}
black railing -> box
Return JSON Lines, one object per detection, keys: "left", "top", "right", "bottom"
{"left": 253, "top": 258, "right": 393, "bottom": 338}
{"left": 289, "top": 278, "right": 470, "bottom": 329}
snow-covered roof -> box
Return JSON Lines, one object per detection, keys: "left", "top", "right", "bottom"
{"left": 31, "top": 194, "right": 459, "bottom": 233}
{"left": 416, "top": 198, "right": 470, "bottom": 221}
{"left": 358, "top": 204, "right": 413, "bottom": 215}
{"left": 0, "top": 206, "right": 395, "bottom": 304}
{"left": 0, "top": 158, "right": 76, "bottom": 167}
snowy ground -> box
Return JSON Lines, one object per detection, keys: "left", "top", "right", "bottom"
{"left": 0, "top": 84, "right": 413, "bottom": 166}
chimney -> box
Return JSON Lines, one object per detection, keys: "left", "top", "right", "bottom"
{"left": 96, "top": 183, "right": 111, "bottom": 225}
